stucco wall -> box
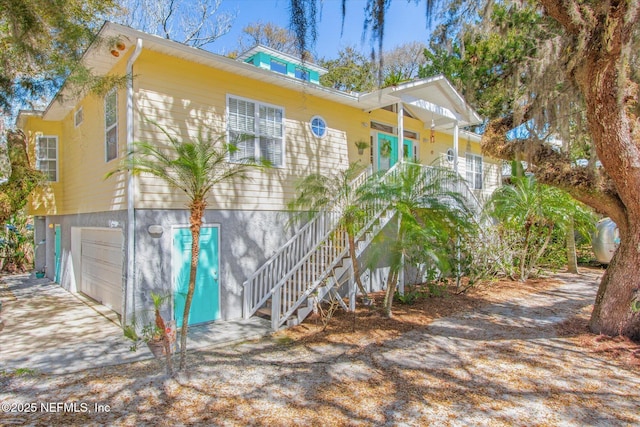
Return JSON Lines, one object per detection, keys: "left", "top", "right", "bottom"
{"left": 132, "top": 208, "right": 299, "bottom": 322}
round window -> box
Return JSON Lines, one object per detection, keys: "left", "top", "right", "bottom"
{"left": 446, "top": 148, "right": 454, "bottom": 163}
{"left": 310, "top": 116, "right": 327, "bottom": 138}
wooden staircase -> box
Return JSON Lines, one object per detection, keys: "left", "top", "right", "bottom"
{"left": 242, "top": 162, "right": 481, "bottom": 330}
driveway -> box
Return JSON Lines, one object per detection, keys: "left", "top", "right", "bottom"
{"left": 1, "top": 270, "right": 638, "bottom": 426}
{"left": 0, "top": 274, "right": 270, "bottom": 374}
{"left": 0, "top": 274, "right": 151, "bottom": 374}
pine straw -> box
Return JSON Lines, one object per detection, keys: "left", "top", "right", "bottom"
{"left": 2, "top": 269, "right": 639, "bottom": 426}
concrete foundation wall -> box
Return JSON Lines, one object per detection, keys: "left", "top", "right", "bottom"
{"left": 35, "top": 208, "right": 297, "bottom": 324}
{"left": 132, "top": 209, "right": 297, "bottom": 322}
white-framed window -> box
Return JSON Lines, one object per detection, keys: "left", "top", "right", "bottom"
{"left": 466, "top": 153, "right": 483, "bottom": 190}
{"left": 403, "top": 130, "right": 418, "bottom": 140}
{"left": 35, "top": 135, "right": 58, "bottom": 182}
{"left": 370, "top": 121, "right": 394, "bottom": 134}
{"left": 310, "top": 116, "right": 327, "bottom": 138}
{"left": 227, "top": 95, "right": 284, "bottom": 167}
{"left": 104, "top": 89, "right": 118, "bottom": 162}
{"left": 446, "top": 148, "right": 454, "bottom": 163}
{"left": 74, "top": 107, "right": 83, "bottom": 127}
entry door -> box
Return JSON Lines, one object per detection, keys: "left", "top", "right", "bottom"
{"left": 173, "top": 226, "right": 220, "bottom": 327}
{"left": 403, "top": 139, "right": 414, "bottom": 161}
{"left": 377, "top": 133, "right": 398, "bottom": 171}
{"left": 54, "top": 224, "right": 61, "bottom": 283}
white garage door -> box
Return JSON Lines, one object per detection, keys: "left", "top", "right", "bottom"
{"left": 80, "top": 229, "right": 124, "bottom": 314}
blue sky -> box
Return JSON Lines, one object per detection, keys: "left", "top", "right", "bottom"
{"left": 212, "top": 0, "right": 434, "bottom": 58}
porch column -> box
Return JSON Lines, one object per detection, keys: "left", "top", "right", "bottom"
{"left": 397, "top": 102, "right": 404, "bottom": 163}
{"left": 453, "top": 121, "right": 459, "bottom": 174}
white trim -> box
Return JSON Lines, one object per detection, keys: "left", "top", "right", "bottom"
{"left": 465, "top": 152, "right": 483, "bottom": 190}
{"left": 104, "top": 89, "right": 118, "bottom": 162}
{"left": 35, "top": 134, "right": 59, "bottom": 182}
{"left": 309, "top": 115, "right": 327, "bottom": 139}
{"left": 226, "top": 93, "right": 286, "bottom": 168}
{"left": 397, "top": 102, "right": 404, "bottom": 163}
{"left": 453, "top": 122, "right": 459, "bottom": 174}
{"left": 125, "top": 37, "right": 143, "bottom": 326}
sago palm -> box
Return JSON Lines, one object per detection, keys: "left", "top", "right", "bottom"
{"left": 108, "top": 124, "right": 262, "bottom": 370}
{"left": 361, "top": 162, "right": 477, "bottom": 317}
{"left": 486, "top": 175, "right": 594, "bottom": 281}
{"left": 288, "top": 162, "right": 370, "bottom": 300}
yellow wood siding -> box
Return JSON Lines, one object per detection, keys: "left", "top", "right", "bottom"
{"left": 132, "top": 50, "right": 369, "bottom": 210}
{"left": 23, "top": 45, "right": 502, "bottom": 216}
{"left": 25, "top": 117, "right": 63, "bottom": 215}
{"left": 24, "top": 59, "right": 130, "bottom": 215}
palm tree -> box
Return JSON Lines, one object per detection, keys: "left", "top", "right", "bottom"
{"left": 361, "top": 162, "right": 477, "bottom": 317}
{"left": 486, "top": 175, "right": 594, "bottom": 281}
{"left": 287, "top": 162, "right": 370, "bottom": 301}
{"left": 108, "top": 124, "right": 262, "bottom": 370}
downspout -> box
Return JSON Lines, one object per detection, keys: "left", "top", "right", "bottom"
{"left": 124, "top": 38, "right": 143, "bottom": 325}
{"left": 396, "top": 102, "right": 404, "bottom": 295}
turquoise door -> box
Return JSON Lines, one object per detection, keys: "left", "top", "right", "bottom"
{"left": 173, "top": 227, "right": 220, "bottom": 327}
{"left": 54, "top": 225, "right": 61, "bottom": 283}
{"left": 377, "top": 133, "right": 398, "bottom": 171}
{"left": 403, "top": 139, "right": 413, "bottom": 162}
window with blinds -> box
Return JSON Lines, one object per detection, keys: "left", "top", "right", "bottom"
{"left": 228, "top": 96, "right": 284, "bottom": 167}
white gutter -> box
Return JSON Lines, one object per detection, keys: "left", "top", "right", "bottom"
{"left": 124, "top": 38, "right": 143, "bottom": 325}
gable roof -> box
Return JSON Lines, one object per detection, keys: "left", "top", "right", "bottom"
{"left": 39, "top": 22, "right": 483, "bottom": 131}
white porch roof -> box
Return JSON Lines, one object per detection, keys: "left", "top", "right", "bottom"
{"left": 358, "top": 76, "right": 482, "bottom": 130}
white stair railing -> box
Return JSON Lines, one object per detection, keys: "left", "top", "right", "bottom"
{"left": 243, "top": 161, "right": 481, "bottom": 330}
{"left": 266, "top": 164, "right": 401, "bottom": 329}
{"left": 242, "top": 165, "right": 372, "bottom": 320}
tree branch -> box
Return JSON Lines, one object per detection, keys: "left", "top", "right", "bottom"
{"left": 481, "top": 115, "right": 628, "bottom": 231}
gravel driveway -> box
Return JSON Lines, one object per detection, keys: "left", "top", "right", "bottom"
{"left": 1, "top": 270, "right": 638, "bottom": 426}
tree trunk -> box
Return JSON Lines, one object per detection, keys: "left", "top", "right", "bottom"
{"left": 179, "top": 199, "right": 205, "bottom": 370}
{"left": 348, "top": 232, "right": 368, "bottom": 299}
{"left": 519, "top": 222, "right": 532, "bottom": 281}
{"left": 539, "top": 1, "right": 640, "bottom": 340}
{"left": 566, "top": 218, "right": 578, "bottom": 274}
{"left": 589, "top": 224, "right": 640, "bottom": 341}
{"left": 524, "top": 224, "right": 554, "bottom": 281}
{"left": 383, "top": 269, "right": 398, "bottom": 318}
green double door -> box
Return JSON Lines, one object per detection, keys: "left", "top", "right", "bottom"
{"left": 173, "top": 226, "right": 220, "bottom": 327}
{"left": 377, "top": 132, "right": 413, "bottom": 171}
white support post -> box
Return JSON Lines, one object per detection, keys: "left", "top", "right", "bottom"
{"left": 271, "top": 290, "right": 281, "bottom": 331}
{"left": 453, "top": 121, "right": 459, "bottom": 174}
{"left": 397, "top": 102, "right": 404, "bottom": 163}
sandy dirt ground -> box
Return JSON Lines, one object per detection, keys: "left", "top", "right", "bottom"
{"left": 1, "top": 268, "right": 639, "bottom": 426}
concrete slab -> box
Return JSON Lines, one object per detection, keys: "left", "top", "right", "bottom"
{"left": 0, "top": 274, "right": 271, "bottom": 375}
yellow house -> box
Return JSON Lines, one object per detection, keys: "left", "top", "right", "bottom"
{"left": 18, "top": 22, "right": 500, "bottom": 329}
